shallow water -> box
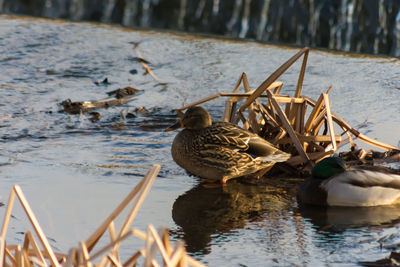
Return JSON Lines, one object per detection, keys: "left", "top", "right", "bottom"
{"left": 1, "top": 14, "right": 400, "bottom": 266}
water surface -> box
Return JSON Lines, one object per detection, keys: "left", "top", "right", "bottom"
{"left": 1, "top": 15, "right": 400, "bottom": 266}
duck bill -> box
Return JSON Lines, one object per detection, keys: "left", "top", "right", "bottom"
{"left": 165, "top": 120, "right": 183, "bottom": 132}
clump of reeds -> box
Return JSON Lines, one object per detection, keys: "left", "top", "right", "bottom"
{"left": 176, "top": 48, "right": 399, "bottom": 174}
{"left": 0, "top": 165, "right": 205, "bottom": 267}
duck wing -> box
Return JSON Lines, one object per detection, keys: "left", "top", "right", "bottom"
{"left": 196, "top": 145, "right": 255, "bottom": 169}
{"left": 196, "top": 122, "right": 290, "bottom": 162}
{"left": 338, "top": 170, "right": 400, "bottom": 189}
{"left": 321, "top": 170, "right": 400, "bottom": 206}
{"left": 195, "top": 144, "right": 273, "bottom": 180}
{"left": 197, "top": 122, "right": 251, "bottom": 150}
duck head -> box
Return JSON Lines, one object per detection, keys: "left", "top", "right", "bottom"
{"left": 166, "top": 106, "right": 212, "bottom": 131}
{"left": 311, "top": 157, "right": 347, "bottom": 180}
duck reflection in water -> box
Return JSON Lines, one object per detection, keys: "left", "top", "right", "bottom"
{"left": 298, "top": 203, "right": 400, "bottom": 233}
{"left": 172, "top": 177, "right": 400, "bottom": 255}
{"left": 171, "top": 179, "right": 296, "bottom": 254}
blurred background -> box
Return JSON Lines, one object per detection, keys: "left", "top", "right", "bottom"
{"left": 1, "top": 0, "right": 399, "bottom": 57}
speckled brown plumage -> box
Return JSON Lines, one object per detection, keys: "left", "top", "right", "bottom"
{"left": 167, "top": 106, "right": 291, "bottom": 183}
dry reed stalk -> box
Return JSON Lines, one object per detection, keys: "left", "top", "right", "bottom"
{"left": 304, "top": 94, "right": 324, "bottom": 134}
{"left": 23, "top": 231, "right": 46, "bottom": 265}
{"left": 114, "top": 165, "right": 160, "bottom": 252}
{"left": 2, "top": 164, "right": 205, "bottom": 267}
{"left": 89, "top": 230, "right": 137, "bottom": 262}
{"left": 267, "top": 90, "right": 310, "bottom": 162}
{"left": 1, "top": 185, "right": 60, "bottom": 267}
{"left": 162, "top": 229, "right": 172, "bottom": 259}
{"left": 239, "top": 47, "right": 309, "bottom": 112}
{"left": 5, "top": 247, "right": 16, "bottom": 266}
{"left": 135, "top": 45, "right": 166, "bottom": 86}
{"left": 0, "top": 237, "right": 5, "bottom": 266}
{"left": 122, "top": 250, "right": 141, "bottom": 267}
{"left": 148, "top": 226, "right": 172, "bottom": 266}
{"left": 64, "top": 248, "right": 77, "bottom": 267}
{"left": 323, "top": 94, "right": 337, "bottom": 152}
{"left": 85, "top": 164, "right": 160, "bottom": 252}
{"left": 106, "top": 254, "right": 122, "bottom": 267}
{"left": 305, "top": 96, "right": 398, "bottom": 151}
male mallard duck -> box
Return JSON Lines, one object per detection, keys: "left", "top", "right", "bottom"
{"left": 298, "top": 157, "right": 400, "bottom": 207}
{"left": 166, "top": 106, "right": 291, "bottom": 183}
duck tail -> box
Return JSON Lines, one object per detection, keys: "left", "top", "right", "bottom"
{"left": 261, "top": 151, "right": 291, "bottom": 163}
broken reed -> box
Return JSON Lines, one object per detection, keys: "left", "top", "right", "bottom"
{"left": 1, "top": 165, "right": 205, "bottom": 267}
{"left": 177, "top": 47, "right": 398, "bottom": 172}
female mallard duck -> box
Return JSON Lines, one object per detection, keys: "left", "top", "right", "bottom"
{"left": 298, "top": 157, "right": 400, "bottom": 207}
{"left": 166, "top": 106, "right": 291, "bottom": 183}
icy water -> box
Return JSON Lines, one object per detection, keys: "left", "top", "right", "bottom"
{"left": 1, "top": 15, "right": 400, "bottom": 266}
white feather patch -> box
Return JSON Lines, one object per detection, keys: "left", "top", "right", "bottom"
{"left": 321, "top": 170, "right": 400, "bottom": 207}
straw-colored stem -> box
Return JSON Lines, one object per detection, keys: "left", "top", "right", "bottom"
{"left": 259, "top": 104, "right": 278, "bottom": 127}
{"left": 273, "top": 83, "right": 283, "bottom": 94}
{"left": 122, "top": 250, "right": 142, "bottom": 267}
{"left": 284, "top": 102, "right": 291, "bottom": 118}
{"left": 239, "top": 47, "right": 309, "bottom": 112}
{"left": 84, "top": 174, "right": 144, "bottom": 252}
{"left": 162, "top": 229, "right": 172, "bottom": 258}
{"left": 169, "top": 241, "right": 186, "bottom": 267}
{"left": 242, "top": 72, "right": 251, "bottom": 93}
{"left": 90, "top": 230, "right": 136, "bottom": 261}
{"left": 311, "top": 109, "right": 327, "bottom": 136}
{"left": 287, "top": 151, "right": 333, "bottom": 166}
{"left": 178, "top": 94, "right": 221, "bottom": 113}
{"left": 108, "top": 221, "right": 116, "bottom": 243}
{"left": 299, "top": 102, "right": 307, "bottom": 134}
{"left": 1, "top": 188, "right": 16, "bottom": 239}
{"left": 265, "top": 100, "right": 277, "bottom": 123}
{"left": 64, "top": 248, "right": 77, "bottom": 267}
{"left": 232, "top": 72, "right": 247, "bottom": 94}
{"left": 288, "top": 103, "right": 300, "bottom": 130}
{"left": 85, "top": 164, "right": 160, "bottom": 252}
{"left": 22, "top": 250, "right": 31, "bottom": 267}
{"left": 115, "top": 165, "right": 160, "bottom": 249}
{"left": 144, "top": 227, "right": 152, "bottom": 267}
{"left": 12, "top": 186, "right": 60, "bottom": 267}
{"left": 268, "top": 91, "right": 310, "bottom": 162}
{"left": 106, "top": 254, "right": 123, "bottom": 267}
{"left": 323, "top": 93, "right": 337, "bottom": 151}
{"left": 148, "top": 225, "right": 171, "bottom": 266}
{"left": 25, "top": 232, "right": 46, "bottom": 266}
{"left": 15, "top": 245, "right": 22, "bottom": 267}
{"left": 0, "top": 237, "right": 5, "bottom": 267}
{"left": 223, "top": 100, "right": 233, "bottom": 122}
{"left": 304, "top": 94, "right": 324, "bottom": 133}
{"left": 96, "top": 256, "right": 109, "bottom": 267}
{"left": 135, "top": 46, "right": 166, "bottom": 85}
{"left": 107, "top": 221, "right": 119, "bottom": 260}
{"left": 272, "top": 128, "right": 287, "bottom": 145}
{"left": 5, "top": 247, "right": 16, "bottom": 266}
{"left": 229, "top": 101, "right": 238, "bottom": 123}
{"left": 277, "top": 135, "right": 341, "bottom": 144}
{"left": 295, "top": 48, "right": 309, "bottom": 97}
{"left": 79, "top": 242, "right": 92, "bottom": 267}
{"left": 332, "top": 116, "right": 399, "bottom": 150}
{"left": 28, "top": 256, "right": 47, "bottom": 267}
{"left": 305, "top": 96, "right": 399, "bottom": 150}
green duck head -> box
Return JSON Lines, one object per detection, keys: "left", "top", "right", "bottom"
{"left": 166, "top": 106, "right": 212, "bottom": 131}
{"left": 311, "top": 157, "right": 347, "bottom": 180}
